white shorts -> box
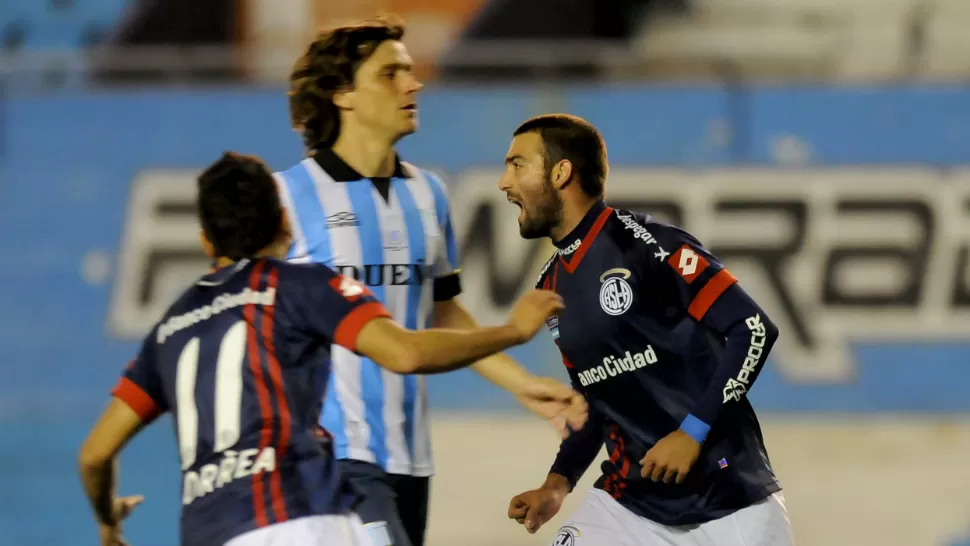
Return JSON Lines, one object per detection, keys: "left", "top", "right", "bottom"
{"left": 225, "top": 513, "right": 385, "bottom": 546}
{"left": 552, "top": 489, "right": 794, "bottom": 546}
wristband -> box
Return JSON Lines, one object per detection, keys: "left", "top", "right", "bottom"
{"left": 679, "top": 413, "right": 710, "bottom": 444}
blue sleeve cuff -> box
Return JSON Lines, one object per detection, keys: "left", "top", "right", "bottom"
{"left": 680, "top": 413, "right": 711, "bottom": 444}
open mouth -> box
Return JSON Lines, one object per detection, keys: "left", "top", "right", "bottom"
{"left": 402, "top": 104, "right": 417, "bottom": 112}
{"left": 507, "top": 196, "right": 522, "bottom": 209}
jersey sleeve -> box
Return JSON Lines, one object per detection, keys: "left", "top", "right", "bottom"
{"left": 641, "top": 221, "right": 780, "bottom": 443}
{"left": 424, "top": 171, "right": 462, "bottom": 301}
{"left": 292, "top": 263, "right": 392, "bottom": 351}
{"left": 110, "top": 333, "right": 167, "bottom": 422}
{"left": 549, "top": 377, "right": 605, "bottom": 489}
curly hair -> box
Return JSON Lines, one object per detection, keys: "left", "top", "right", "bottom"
{"left": 288, "top": 15, "right": 406, "bottom": 151}
{"left": 197, "top": 151, "right": 283, "bottom": 260}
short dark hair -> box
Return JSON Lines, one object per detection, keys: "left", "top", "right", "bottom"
{"left": 288, "top": 15, "right": 406, "bottom": 151}
{"left": 513, "top": 114, "right": 608, "bottom": 198}
{"left": 197, "top": 152, "right": 282, "bottom": 261}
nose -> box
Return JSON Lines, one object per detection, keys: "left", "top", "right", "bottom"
{"left": 497, "top": 172, "right": 512, "bottom": 192}
{"left": 405, "top": 73, "right": 424, "bottom": 95}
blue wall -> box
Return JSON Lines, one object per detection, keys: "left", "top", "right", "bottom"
{"left": 3, "top": 84, "right": 970, "bottom": 545}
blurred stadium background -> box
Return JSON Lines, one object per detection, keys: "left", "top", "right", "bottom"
{"left": 4, "top": 0, "right": 970, "bottom": 545}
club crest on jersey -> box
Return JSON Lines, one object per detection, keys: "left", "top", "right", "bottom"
{"left": 599, "top": 268, "right": 634, "bottom": 316}
{"left": 554, "top": 525, "right": 581, "bottom": 546}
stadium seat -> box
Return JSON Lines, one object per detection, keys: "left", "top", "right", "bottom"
{"left": 0, "top": 0, "right": 127, "bottom": 51}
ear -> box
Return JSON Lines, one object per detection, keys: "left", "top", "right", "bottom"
{"left": 551, "top": 159, "right": 574, "bottom": 191}
{"left": 199, "top": 230, "right": 216, "bottom": 258}
{"left": 332, "top": 88, "right": 354, "bottom": 111}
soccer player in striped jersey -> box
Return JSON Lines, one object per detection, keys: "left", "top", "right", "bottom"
{"left": 501, "top": 115, "right": 795, "bottom": 545}
{"left": 77, "top": 152, "right": 565, "bottom": 546}
{"left": 278, "top": 15, "right": 587, "bottom": 546}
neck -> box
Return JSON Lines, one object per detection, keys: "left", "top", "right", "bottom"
{"left": 213, "top": 247, "right": 279, "bottom": 269}
{"left": 550, "top": 195, "right": 600, "bottom": 243}
{"left": 330, "top": 123, "right": 397, "bottom": 178}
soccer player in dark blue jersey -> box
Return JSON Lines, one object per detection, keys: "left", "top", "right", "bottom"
{"left": 77, "top": 152, "right": 565, "bottom": 546}
{"left": 501, "top": 115, "right": 796, "bottom": 545}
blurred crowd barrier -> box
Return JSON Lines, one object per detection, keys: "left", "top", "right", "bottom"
{"left": 4, "top": 0, "right": 970, "bottom": 86}
{"left": 2, "top": 84, "right": 970, "bottom": 545}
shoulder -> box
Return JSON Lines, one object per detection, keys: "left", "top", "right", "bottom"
{"left": 534, "top": 251, "right": 559, "bottom": 289}
{"left": 404, "top": 161, "right": 449, "bottom": 200}
{"left": 273, "top": 160, "right": 310, "bottom": 183}
{"left": 272, "top": 161, "right": 315, "bottom": 208}
{"left": 276, "top": 259, "right": 337, "bottom": 284}
{"left": 604, "top": 207, "right": 710, "bottom": 268}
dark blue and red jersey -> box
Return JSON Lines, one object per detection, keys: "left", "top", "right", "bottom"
{"left": 111, "top": 257, "right": 390, "bottom": 546}
{"left": 539, "top": 200, "right": 782, "bottom": 526}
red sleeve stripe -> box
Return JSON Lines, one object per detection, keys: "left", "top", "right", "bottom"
{"left": 111, "top": 377, "right": 161, "bottom": 421}
{"left": 688, "top": 269, "right": 738, "bottom": 321}
{"left": 334, "top": 303, "right": 392, "bottom": 350}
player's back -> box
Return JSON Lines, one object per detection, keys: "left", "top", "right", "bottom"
{"left": 127, "top": 258, "right": 378, "bottom": 546}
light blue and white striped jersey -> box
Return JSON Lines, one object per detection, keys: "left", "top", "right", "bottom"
{"left": 273, "top": 154, "right": 460, "bottom": 477}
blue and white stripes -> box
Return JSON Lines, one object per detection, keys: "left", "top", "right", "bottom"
{"left": 274, "top": 159, "right": 454, "bottom": 476}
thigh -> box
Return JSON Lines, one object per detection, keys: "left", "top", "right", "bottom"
{"left": 225, "top": 515, "right": 360, "bottom": 546}
{"left": 694, "top": 492, "right": 795, "bottom": 546}
{"left": 337, "top": 460, "right": 412, "bottom": 546}
{"left": 388, "top": 474, "right": 430, "bottom": 546}
{"left": 551, "top": 489, "right": 645, "bottom": 546}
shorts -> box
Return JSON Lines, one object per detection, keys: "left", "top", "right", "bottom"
{"left": 552, "top": 489, "right": 795, "bottom": 546}
{"left": 338, "top": 459, "right": 431, "bottom": 546}
{"left": 225, "top": 514, "right": 370, "bottom": 546}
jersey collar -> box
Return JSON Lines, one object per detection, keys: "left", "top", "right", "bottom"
{"left": 554, "top": 200, "right": 613, "bottom": 274}
{"left": 198, "top": 259, "right": 251, "bottom": 286}
{"left": 311, "top": 147, "right": 411, "bottom": 181}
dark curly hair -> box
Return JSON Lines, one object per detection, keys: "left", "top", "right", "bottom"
{"left": 288, "top": 15, "right": 406, "bottom": 151}
{"left": 197, "top": 151, "right": 283, "bottom": 260}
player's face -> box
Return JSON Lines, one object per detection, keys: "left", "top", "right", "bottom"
{"left": 499, "top": 132, "right": 563, "bottom": 239}
{"left": 341, "top": 40, "right": 423, "bottom": 142}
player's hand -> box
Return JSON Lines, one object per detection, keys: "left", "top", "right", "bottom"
{"left": 639, "top": 429, "right": 701, "bottom": 484}
{"left": 506, "top": 290, "right": 565, "bottom": 343}
{"left": 98, "top": 495, "right": 144, "bottom": 545}
{"left": 508, "top": 485, "right": 566, "bottom": 534}
{"left": 516, "top": 377, "right": 588, "bottom": 438}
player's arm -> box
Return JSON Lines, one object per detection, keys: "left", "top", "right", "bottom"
{"left": 650, "top": 227, "right": 781, "bottom": 444}
{"left": 422, "top": 173, "right": 586, "bottom": 427}
{"left": 78, "top": 399, "right": 147, "bottom": 527}
{"left": 434, "top": 298, "right": 533, "bottom": 389}
{"left": 79, "top": 343, "right": 164, "bottom": 541}
{"left": 297, "top": 264, "right": 563, "bottom": 375}
{"left": 424, "top": 174, "right": 539, "bottom": 388}
{"left": 546, "top": 395, "right": 606, "bottom": 492}
{"left": 355, "top": 298, "right": 557, "bottom": 374}
{"left": 509, "top": 385, "right": 604, "bottom": 534}
{"left": 432, "top": 298, "right": 588, "bottom": 433}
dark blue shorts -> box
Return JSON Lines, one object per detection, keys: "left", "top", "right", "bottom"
{"left": 338, "top": 460, "right": 430, "bottom": 546}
